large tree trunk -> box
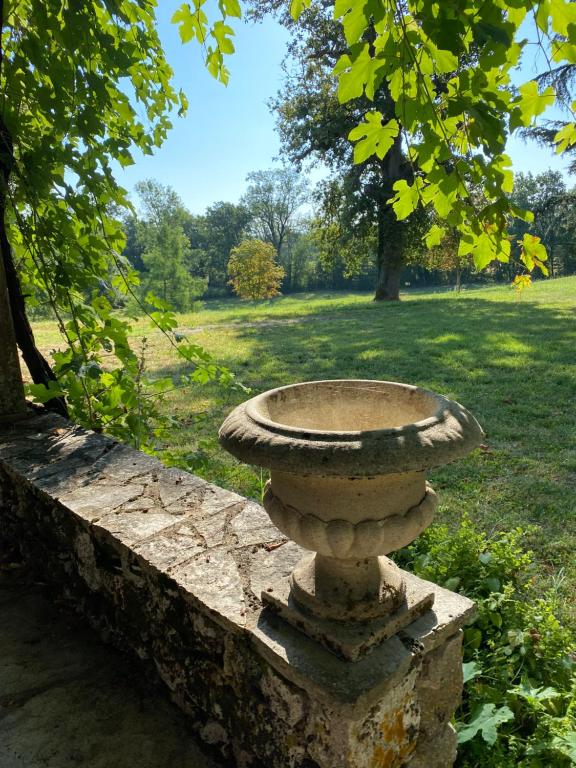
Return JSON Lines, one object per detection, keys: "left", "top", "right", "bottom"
{"left": 374, "top": 234, "right": 403, "bottom": 301}
{"left": 375, "top": 266, "right": 402, "bottom": 300}
{"left": 0, "top": 0, "right": 24, "bottom": 418}
{"left": 0, "top": 115, "right": 68, "bottom": 417}
{"left": 373, "top": 138, "right": 405, "bottom": 302}
{"left": 0, "top": 244, "right": 26, "bottom": 417}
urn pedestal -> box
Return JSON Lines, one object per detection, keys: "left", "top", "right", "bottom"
{"left": 220, "top": 380, "right": 483, "bottom": 661}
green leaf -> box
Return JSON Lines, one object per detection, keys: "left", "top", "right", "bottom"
{"left": 337, "top": 51, "right": 368, "bottom": 103}
{"left": 26, "top": 381, "right": 66, "bottom": 403}
{"left": 145, "top": 291, "right": 172, "bottom": 311}
{"left": 550, "top": 0, "right": 576, "bottom": 35}
{"left": 100, "top": 372, "right": 116, "bottom": 388}
{"left": 551, "top": 732, "right": 576, "bottom": 761}
{"left": 430, "top": 46, "right": 458, "bottom": 74}
{"left": 336, "top": 44, "right": 383, "bottom": 103}
{"left": 334, "top": 0, "right": 370, "bottom": 45}
{"left": 388, "top": 179, "right": 421, "bottom": 220}
{"left": 212, "top": 21, "right": 235, "bottom": 55}
{"left": 470, "top": 231, "right": 497, "bottom": 270}
{"left": 79, "top": 361, "right": 103, "bottom": 380}
{"left": 485, "top": 577, "right": 501, "bottom": 593}
{"left": 348, "top": 114, "right": 399, "bottom": 163}
{"left": 218, "top": 0, "right": 241, "bottom": 18}
{"left": 509, "top": 203, "right": 534, "bottom": 223}
{"left": 512, "top": 678, "right": 561, "bottom": 703}
{"left": 290, "top": 0, "right": 311, "bottom": 20}
{"left": 171, "top": 5, "right": 196, "bottom": 43}
{"left": 536, "top": 0, "right": 551, "bottom": 33}
{"left": 464, "top": 626, "right": 483, "bottom": 650}
{"left": 519, "top": 233, "right": 548, "bottom": 273}
{"left": 462, "top": 661, "right": 481, "bottom": 684}
{"left": 554, "top": 122, "right": 576, "bottom": 153}
{"left": 476, "top": 22, "right": 512, "bottom": 47}
{"left": 457, "top": 704, "right": 514, "bottom": 746}
{"left": 511, "top": 81, "right": 556, "bottom": 129}
{"left": 489, "top": 610, "right": 503, "bottom": 627}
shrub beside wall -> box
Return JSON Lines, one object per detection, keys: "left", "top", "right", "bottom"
{"left": 397, "top": 517, "right": 576, "bottom": 767}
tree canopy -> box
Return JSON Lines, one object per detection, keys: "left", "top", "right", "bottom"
{"left": 241, "top": 168, "right": 308, "bottom": 257}
{"left": 199, "top": 201, "right": 253, "bottom": 289}
{"left": 133, "top": 181, "right": 206, "bottom": 311}
{"left": 0, "top": 0, "right": 233, "bottom": 443}
{"left": 227, "top": 238, "right": 285, "bottom": 299}
{"left": 284, "top": 0, "right": 576, "bottom": 282}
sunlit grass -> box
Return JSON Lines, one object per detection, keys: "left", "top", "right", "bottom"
{"left": 32, "top": 277, "right": 576, "bottom": 624}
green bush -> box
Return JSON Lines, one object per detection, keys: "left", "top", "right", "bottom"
{"left": 396, "top": 517, "right": 576, "bottom": 767}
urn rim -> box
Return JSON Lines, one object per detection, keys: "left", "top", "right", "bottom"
{"left": 219, "top": 379, "right": 484, "bottom": 477}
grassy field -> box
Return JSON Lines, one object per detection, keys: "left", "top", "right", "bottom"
{"left": 32, "top": 278, "right": 576, "bottom": 623}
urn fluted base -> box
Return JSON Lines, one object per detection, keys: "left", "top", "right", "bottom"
{"left": 262, "top": 474, "right": 438, "bottom": 629}
{"left": 290, "top": 553, "right": 406, "bottom": 622}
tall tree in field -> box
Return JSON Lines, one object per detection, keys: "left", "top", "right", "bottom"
{"left": 140, "top": 225, "right": 204, "bottom": 310}
{"left": 227, "top": 239, "right": 285, "bottom": 300}
{"left": 241, "top": 168, "right": 307, "bottom": 260}
{"left": 134, "top": 179, "right": 191, "bottom": 229}
{"left": 133, "top": 179, "right": 206, "bottom": 310}
{"left": 249, "top": 1, "right": 414, "bottom": 301}
{"left": 199, "top": 201, "right": 252, "bottom": 290}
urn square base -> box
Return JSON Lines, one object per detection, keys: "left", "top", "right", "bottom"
{"left": 262, "top": 568, "right": 436, "bottom": 661}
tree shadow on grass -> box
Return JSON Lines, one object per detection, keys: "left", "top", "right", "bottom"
{"left": 162, "top": 295, "right": 575, "bottom": 444}
{"left": 222, "top": 297, "right": 574, "bottom": 411}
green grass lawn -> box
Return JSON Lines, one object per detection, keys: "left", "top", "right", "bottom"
{"left": 32, "top": 278, "right": 576, "bottom": 624}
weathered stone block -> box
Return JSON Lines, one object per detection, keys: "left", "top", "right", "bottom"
{"left": 415, "top": 632, "right": 464, "bottom": 737}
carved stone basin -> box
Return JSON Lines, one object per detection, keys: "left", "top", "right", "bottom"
{"left": 219, "top": 380, "right": 483, "bottom": 652}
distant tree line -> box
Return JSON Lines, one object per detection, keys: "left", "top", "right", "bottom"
{"left": 118, "top": 165, "right": 576, "bottom": 312}
{"left": 122, "top": 169, "right": 317, "bottom": 310}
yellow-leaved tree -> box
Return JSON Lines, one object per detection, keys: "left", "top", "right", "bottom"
{"left": 227, "top": 240, "right": 285, "bottom": 300}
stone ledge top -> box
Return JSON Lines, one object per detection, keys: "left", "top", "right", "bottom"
{"left": 0, "top": 413, "right": 290, "bottom": 633}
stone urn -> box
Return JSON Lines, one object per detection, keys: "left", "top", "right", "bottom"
{"left": 219, "top": 380, "right": 483, "bottom": 658}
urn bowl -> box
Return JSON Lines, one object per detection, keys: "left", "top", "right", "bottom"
{"left": 219, "top": 380, "right": 483, "bottom": 622}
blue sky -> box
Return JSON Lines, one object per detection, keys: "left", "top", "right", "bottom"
{"left": 117, "top": 8, "right": 573, "bottom": 215}
{"left": 118, "top": 8, "right": 292, "bottom": 214}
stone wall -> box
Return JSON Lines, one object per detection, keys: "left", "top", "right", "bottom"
{"left": 0, "top": 413, "right": 474, "bottom": 768}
